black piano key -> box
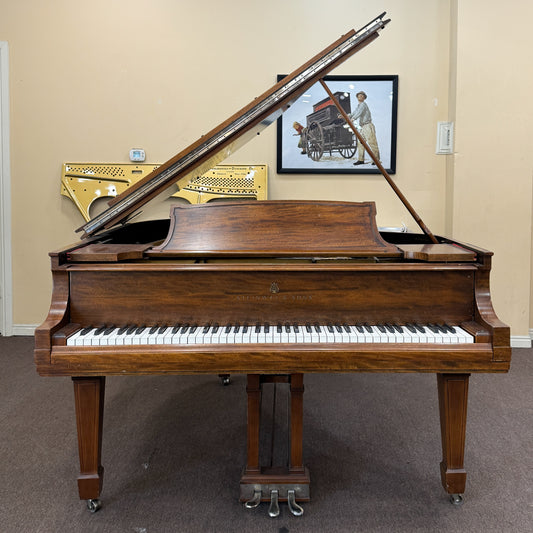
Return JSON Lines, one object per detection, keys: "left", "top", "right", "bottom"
{"left": 305, "top": 323, "right": 312, "bottom": 333}
{"left": 335, "top": 324, "right": 343, "bottom": 332}
{"left": 356, "top": 325, "right": 365, "bottom": 333}
{"left": 94, "top": 326, "right": 107, "bottom": 336}
{"left": 327, "top": 324, "right": 334, "bottom": 333}
{"left": 392, "top": 324, "right": 403, "bottom": 333}
{"left": 264, "top": 323, "right": 270, "bottom": 333}
{"left": 405, "top": 324, "right": 417, "bottom": 333}
{"left": 377, "top": 325, "right": 386, "bottom": 333}
{"left": 225, "top": 324, "right": 232, "bottom": 333}
{"left": 414, "top": 324, "right": 426, "bottom": 333}
{"left": 314, "top": 323, "right": 321, "bottom": 333}
{"left": 212, "top": 324, "right": 220, "bottom": 333}
{"left": 189, "top": 325, "right": 198, "bottom": 333}
{"left": 255, "top": 323, "right": 261, "bottom": 333}
{"left": 277, "top": 324, "right": 283, "bottom": 333}
{"left": 293, "top": 324, "right": 300, "bottom": 333}
{"left": 202, "top": 324, "right": 210, "bottom": 334}
{"left": 118, "top": 326, "right": 129, "bottom": 335}
{"left": 427, "top": 324, "right": 440, "bottom": 334}
{"left": 343, "top": 324, "right": 351, "bottom": 333}
{"left": 171, "top": 324, "right": 182, "bottom": 334}
{"left": 80, "top": 327, "right": 93, "bottom": 336}
{"left": 233, "top": 324, "right": 241, "bottom": 333}
{"left": 135, "top": 326, "right": 146, "bottom": 334}
{"left": 384, "top": 324, "right": 395, "bottom": 333}
{"left": 158, "top": 326, "right": 168, "bottom": 334}
{"left": 443, "top": 324, "right": 456, "bottom": 333}
{"left": 180, "top": 325, "right": 190, "bottom": 334}
{"left": 364, "top": 324, "right": 373, "bottom": 333}
{"left": 149, "top": 326, "right": 159, "bottom": 334}
{"left": 243, "top": 324, "right": 249, "bottom": 333}
{"left": 285, "top": 323, "right": 291, "bottom": 333}
{"left": 127, "top": 325, "right": 138, "bottom": 335}
{"left": 104, "top": 326, "right": 115, "bottom": 335}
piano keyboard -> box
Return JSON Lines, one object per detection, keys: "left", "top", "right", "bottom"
{"left": 66, "top": 323, "right": 474, "bottom": 346}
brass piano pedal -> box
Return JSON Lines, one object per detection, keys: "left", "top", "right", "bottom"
{"left": 268, "top": 489, "right": 280, "bottom": 518}
{"left": 244, "top": 489, "right": 262, "bottom": 509}
{"left": 287, "top": 489, "right": 304, "bottom": 516}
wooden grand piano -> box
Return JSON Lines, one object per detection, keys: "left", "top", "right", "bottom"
{"left": 35, "top": 13, "right": 510, "bottom": 517}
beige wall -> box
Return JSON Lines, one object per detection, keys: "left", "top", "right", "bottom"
{"left": 450, "top": 0, "right": 533, "bottom": 341}
{"left": 1, "top": 0, "right": 532, "bottom": 340}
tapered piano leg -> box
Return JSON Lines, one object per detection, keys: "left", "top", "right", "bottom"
{"left": 437, "top": 373, "right": 470, "bottom": 503}
{"left": 72, "top": 376, "right": 105, "bottom": 511}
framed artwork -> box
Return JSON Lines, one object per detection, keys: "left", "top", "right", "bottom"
{"left": 276, "top": 75, "right": 398, "bottom": 174}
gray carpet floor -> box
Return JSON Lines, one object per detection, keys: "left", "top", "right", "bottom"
{"left": 1, "top": 336, "right": 531, "bottom": 532}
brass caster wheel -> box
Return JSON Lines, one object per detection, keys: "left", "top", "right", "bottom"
{"left": 86, "top": 499, "right": 102, "bottom": 513}
{"left": 450, "top": 493, "right": 464, "bottom": 506}
{"left": 218, "top": 374, "right": 231, "bottom": 386}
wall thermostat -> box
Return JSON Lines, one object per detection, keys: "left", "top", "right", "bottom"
{"left": 129, "top": 149, "right": 146, "bottom": 162}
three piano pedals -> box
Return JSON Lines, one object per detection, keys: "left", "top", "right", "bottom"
{"left": 244, "top": 487, "right": 305, "bottom": 517}
{"left": 240, "top": 374, "right": 309, "bottom": 517}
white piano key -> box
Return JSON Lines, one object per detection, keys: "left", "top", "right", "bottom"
{"left": 233, "top": 325, "right": 244, "bottom": 344}
{"left": 66, "top": 322, "right": 476, "bottom": 347}
{"left": 67, "top": 330, "right": 82, "bottom": 346}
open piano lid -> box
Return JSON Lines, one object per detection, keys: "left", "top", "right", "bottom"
{"left": 77, "top": 13, "right": 390, "bottom": 239}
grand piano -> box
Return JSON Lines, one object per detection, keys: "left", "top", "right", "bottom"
{"left": 34, "top": 13, "right": 511, "bottom": 517}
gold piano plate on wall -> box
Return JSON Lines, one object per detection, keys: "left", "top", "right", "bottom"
{"left": 61, "top": 163, "right": 268, "bottom": 221}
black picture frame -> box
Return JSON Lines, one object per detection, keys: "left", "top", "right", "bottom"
{"left": 276, "top": 75, "right": 398, "bottom": 174}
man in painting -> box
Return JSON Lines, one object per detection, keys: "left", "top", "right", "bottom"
{"left": 292, "top": 121, "right": 307, "bottom": 155}
{"left": 349, "top": 91, "right": 380, "bottom": 165}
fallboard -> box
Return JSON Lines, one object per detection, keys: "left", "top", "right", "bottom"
{"left": 67, "top": 264, "right": 476, "bottom": 327}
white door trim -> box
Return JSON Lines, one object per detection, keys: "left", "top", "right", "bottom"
{"left": 0, "top": 41, "right": 13, "bottom": 336}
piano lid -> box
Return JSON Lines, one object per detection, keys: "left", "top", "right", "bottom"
{"left": 77, "top": 13, "right": 390, "bottom": 238}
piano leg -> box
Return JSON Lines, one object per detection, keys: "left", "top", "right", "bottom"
{"left": 72, "top": 376, "right": 105, "bottom": 512}
{"left": 437, "top": 373, "right": 470, "bottom": 504}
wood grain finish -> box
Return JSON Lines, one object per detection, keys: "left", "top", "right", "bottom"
{"left": 151, "top": 201, "right": 399, "bottom": 257}
{"left": 63, "top": 267, "right": 476, "bottom": 329}
{"left": 438, "top": 374, "right": 469, "bottom": 494}
{"left": 34, "top": 201, "right": 511, "bottom": 504}
{"left": 398, "top": 244, "right": 476, "bottom": 262}
{"left": 73, "top": 377, "right": 105, "bottom": 500}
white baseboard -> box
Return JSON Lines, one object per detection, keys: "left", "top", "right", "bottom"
{"left": 9, "top": 324, "right": 533, "bottom": 349}
{"left": 11, "top": 324, "right": 38, "bottom": 336}
{"left": 512, "top": 335, "right": 532, "bottom": 348}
